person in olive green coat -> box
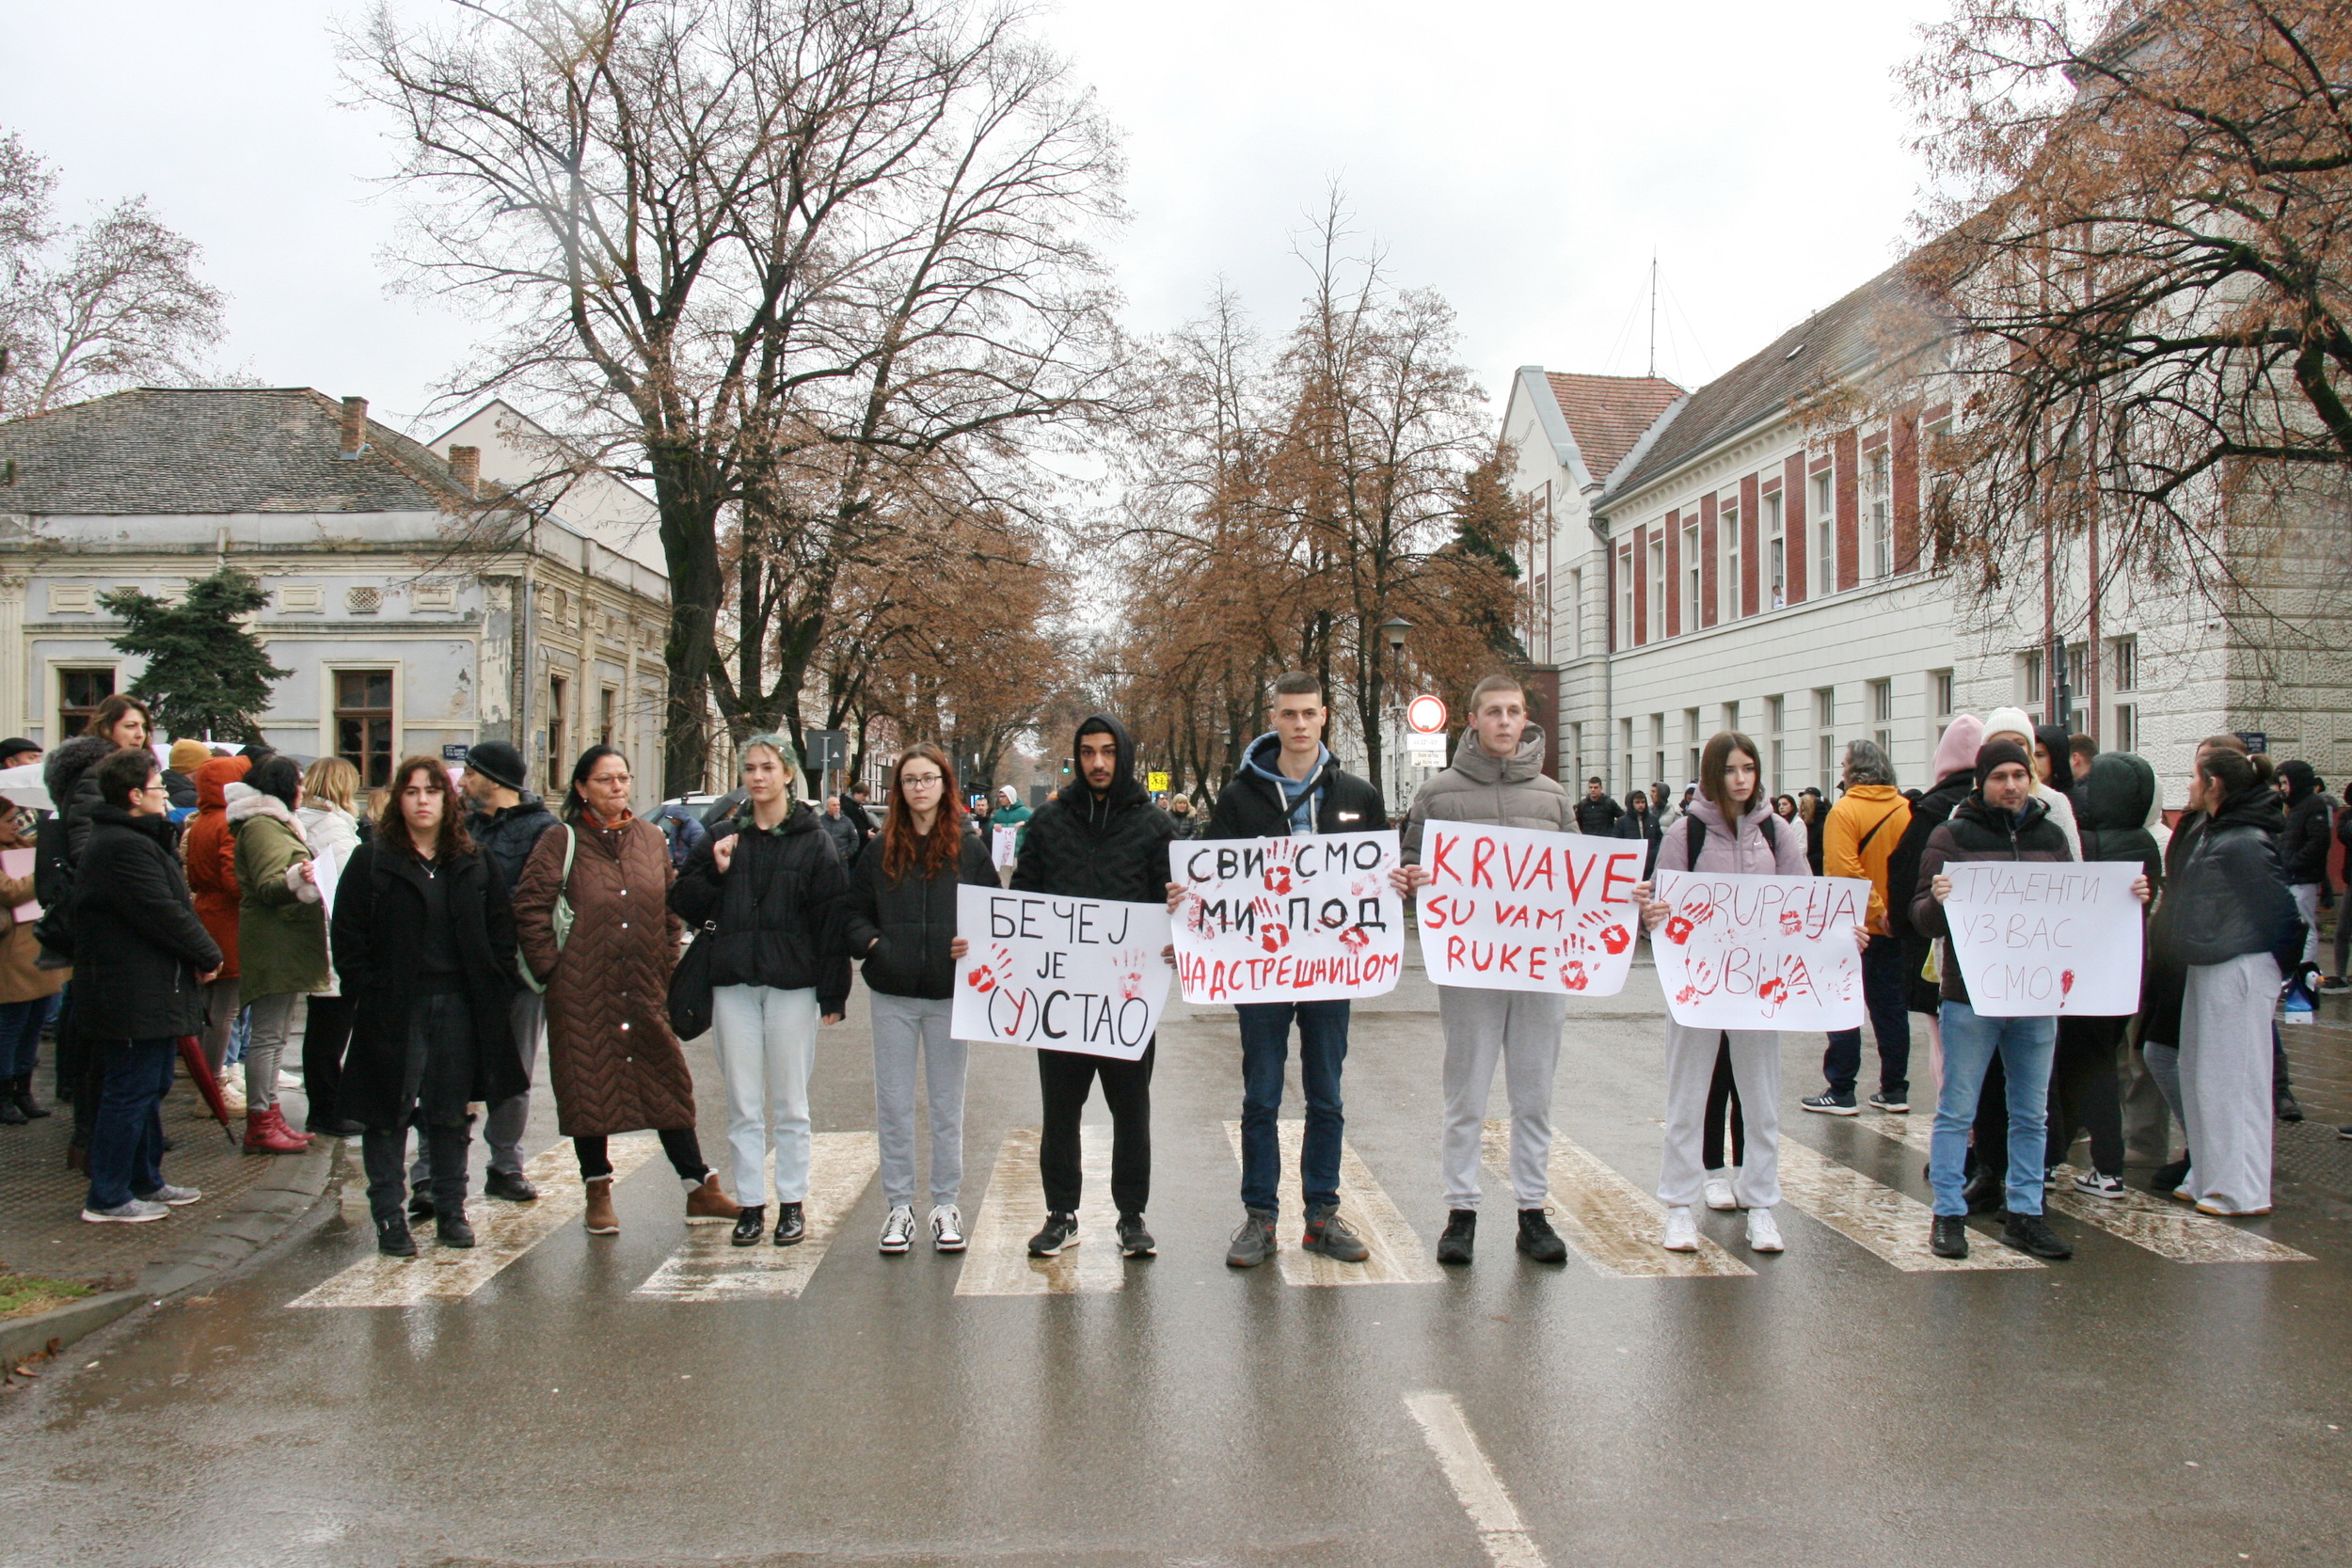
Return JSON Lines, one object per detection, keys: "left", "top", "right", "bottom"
{"left": 229, "top": 755, "right": 330, "bottom": 1152}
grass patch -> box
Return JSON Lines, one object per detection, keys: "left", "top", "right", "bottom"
{"left": 0, "top": 1272, "right": 96, "bottom": 1321}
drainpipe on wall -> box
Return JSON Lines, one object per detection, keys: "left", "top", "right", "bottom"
{"left": 1589, "top": 502, "right": 1613, "bottom": 800}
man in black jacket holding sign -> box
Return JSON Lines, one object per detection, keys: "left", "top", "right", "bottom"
{"left": 1011, "top": 713, "right": 1176, "bottom": 1259}
{"left": 1195, "top": 673, "right": 1384, "bottom": 1269}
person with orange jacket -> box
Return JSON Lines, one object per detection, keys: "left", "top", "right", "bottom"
{"left": 1801, "top": 739, "right": 1915, "bottom": 1117}
{"left": 182, "top": 754, "right": 251, "bottom": 1111}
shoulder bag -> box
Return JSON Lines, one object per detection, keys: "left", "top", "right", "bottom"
{"left": 517, "top": 825, "right": 577, "bottom": 995}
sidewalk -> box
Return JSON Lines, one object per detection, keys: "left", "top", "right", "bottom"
{"left": 1, "top": 1045, "right": 338, "bottom": 1368}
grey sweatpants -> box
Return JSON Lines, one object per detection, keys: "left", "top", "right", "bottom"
{"left": 2182, "top": 952, "right": 2280, "bottom": 1213}
{"left": 1659, "top": 1020, "right": 1782, "bottom": 1210}
{"left": 1438, "top": 985, "right": 1566, "bottom": 1211}
{"left": 870, "top": 991, "right": 969, "bottom": 1210}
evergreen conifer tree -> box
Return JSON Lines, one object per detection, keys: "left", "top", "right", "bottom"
{"left": 99, "top": 566, "right": 290, "bottom": 742}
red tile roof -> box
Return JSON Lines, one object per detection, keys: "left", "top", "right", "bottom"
{"left": 1542, "top": 372, "right": 1685, "bottom": 482}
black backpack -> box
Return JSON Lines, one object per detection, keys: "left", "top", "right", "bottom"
{"left": 31, "top": 812, "right": 74, "bottom": 964}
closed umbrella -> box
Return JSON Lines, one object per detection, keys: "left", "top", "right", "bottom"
{"left": 177, "top": 1036, "right": 237, "bottom": 1145}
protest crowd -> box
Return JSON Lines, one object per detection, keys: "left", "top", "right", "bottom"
{"left": 7, "top": 667, "right": 2338, "bottom": 1273}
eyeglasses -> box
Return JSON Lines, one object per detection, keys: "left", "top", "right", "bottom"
{"left": 900, "top": 772, "right": 945, "bottom": 787}
{"left": 140, "top": 782, "right": 167, "bottom": 796}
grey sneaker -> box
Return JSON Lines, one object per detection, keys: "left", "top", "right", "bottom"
{"left": 1302, "top": 1204, "right": 1371, "bottom": 1262}
{"left": 1226, "top": 1207, "right": 1278, "bottom": 1268}
{"left": 135, "top": 1183, "right": 202, "bottom": 1206}
{"left": 82, "top": 1198, "right": 169, "bottom": 1224}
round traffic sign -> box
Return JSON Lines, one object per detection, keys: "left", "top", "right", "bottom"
{"left": 1406, "top": 695, "right": 1448, "bottom": 734}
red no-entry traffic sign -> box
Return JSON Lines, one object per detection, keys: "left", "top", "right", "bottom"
{"left": 1406, "top": 695, "right": 1448, "bottom": 734}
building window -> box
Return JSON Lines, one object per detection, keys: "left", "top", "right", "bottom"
{"left": 599, "top": 687, "right": 618, "bottom": 748}
{"left": 1772, "top": 739, "right": 1786, "bottom": 796}
{"left": 1682, "top": 519, "right": 1700, "bottom": 632}
{"left": 2062, "top": 641, "right": 2089, "bottom": 725}
{"left": 1570, "top": 721, "right": 1583, "bottom": 783}
{"left": 1723, "top": 699, "right": 1740, "bottom": 735}
{"left": 546, "top": 675, "right": 569, "bottom": 791}
{"left": 1814, "top": 686, "right": 1836, "bottom": 792}
{"left": 1813, "top": 467, "right": 1836, "bottom": 591}
{"left": 1567, "top": 568, "right": 1583, "bottom": 657}
{"left": 1620, "top": 716, "right": 1634, "bottom": 797}
{"left": 1868, "top": 450, "right": 1892, "bottom": 579}
{"left": 2019, "top": 649, "right": 2045, "bottom": 717}
{"left": 1931, "top": 669, "right": 1954, "bottom": 719}
{"left": 2110, "top": 635, "right": 2137, "bottom": 693}
{"left": 1685, "top": 706, "right": 1702, "bottom": 782}
{"left": 1869, "top": 677, "right": 1893, "bottom": 755}
{"left": 1765, "top": 491, "right": 1786, "bottom": 609}
{"left": 1617, "top": 546, "right": 1633, "bottom": 650}
{"left": 1647, "top": 537, "right": 1665, "bottom": 642}
{"left": 2113, "top": 704, "right": 2137, "bottom": 752}
{"left": 1722, "top": 501, "right": 1740, "bottom": 622}
{"left": 1650, "top": 713, "right": 1665, "bottom": 794}
{"left": 58, "top": 667, "right": 116, "bottom": 741}
{"left": 334, "top": 669, "right": 395, "bottom": 789}
{"left": 1532, "top": 574, "right": 1547, "bottom": 657}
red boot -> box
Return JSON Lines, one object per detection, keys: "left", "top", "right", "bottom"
{"left": 244, "top": 1108, "right": 308, "bottom": 1154}
{"left": 262, "top": 1104, "right": 315, "bottom": 1147}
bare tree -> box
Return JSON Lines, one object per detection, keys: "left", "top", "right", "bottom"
{"left": 1899, "top": 0, "right": 2352, "bottom": 605}
{"left": 0, "top": 130, "right": 226, "bottom": 420}
{"left": 350, "top": 0, "right": 1122, "bottom": 793}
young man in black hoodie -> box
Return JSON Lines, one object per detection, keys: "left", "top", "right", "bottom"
{"left": 1011, "top": 714, "right": 1177, "bottom": 1259}
{"left": 1185, "top": 673, "right": 1384, "bottom": 1269}
{"left": 455, "top": 739, "right": 561, "bottom": 1204}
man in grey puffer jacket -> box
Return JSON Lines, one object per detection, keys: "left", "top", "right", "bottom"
{"left": 1396, "top": 673, "right": 1577, "bottom": 1267}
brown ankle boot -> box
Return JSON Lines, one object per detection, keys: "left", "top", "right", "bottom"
{"left": 685, "top": 1172, "right": 737, "bottom": 1224}
{"left": 582, "top": 1177, "right": 619, "bottom": 1235}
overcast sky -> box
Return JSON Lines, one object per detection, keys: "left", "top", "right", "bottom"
{"left": 9, "top": 0, "right": 1949, "bottom": 437}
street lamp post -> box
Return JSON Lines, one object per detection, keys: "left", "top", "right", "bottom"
{"left": 1380, "top": 616, "right": 1412, "bottom": 812}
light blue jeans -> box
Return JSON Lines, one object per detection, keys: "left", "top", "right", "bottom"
{"left": 710, "top": 984, "right": 819, "bottom": 1208}
{"left": 1931, "top": 1000, "right": 2057, "bottom": 1217}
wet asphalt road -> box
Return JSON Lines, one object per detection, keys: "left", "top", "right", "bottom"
{"left": 5, "top": 961, "right": 2351, "bottom": 1568}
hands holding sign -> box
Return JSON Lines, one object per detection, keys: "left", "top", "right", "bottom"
{"left": 1412, "top": 823, "right": 1643, "bottom": 994}
{"left": 1643, "top": 872, "right": 1871, "bottom": 1031}
{"left": 1931, "top": 863, "right": 2151, "bottom": 1016}
{"left": 950, "top": 886, "right": 1173, "bottom": 1059}
{"left": 1165, "top": 832, "right": 1404, "bottom": 1004}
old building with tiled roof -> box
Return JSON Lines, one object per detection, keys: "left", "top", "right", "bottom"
{"left": 0, "top": 387, "right": 670, "bottom": 796}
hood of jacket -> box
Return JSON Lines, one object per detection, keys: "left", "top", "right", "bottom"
{"left": 227, "top": 785, "right": 305, "bottom": 838}
{"left": 481, "top": 791, "right": 558, "bottom": 831}
{"left": 2033, "top": 722, "right": 2073, "bottom": 782}
{"left": 2081, "top": 752, "right": 2156, "bottom": 832}
{"left": 732, "top": 798, "right": 824, "bottom": 838}
{"left": 2209, "top": 781, "right": 2285, "bottom": 838}
{"left": 194, "top": 754, "right": 251, "bottom": 811}
{"left": 1447, "top": 722, "right": 1549, "bottom": 786}
{"left": 86, "top": 800, "right": 177, "bottom": 847}
{"left": 1240, "top": 732, "right": 1332, "bottom": 794}
{"left": 1060, "top": 713, "right": 1149, "bottom": 817}
{"left": 1953, "top": 789, "right": 2052, "bottom": 837}
{"left": 44, "top": 735, "right": 113, "bottom": 803}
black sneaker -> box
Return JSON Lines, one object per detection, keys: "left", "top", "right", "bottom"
{"left": 1116, "top": 1212, "right": 1155, "bottom": 1257}
{"left": 2150, "top": 1155, "right": 2191, "bottom": 1192}
{"left": 1516, "top": 1208, "right": 1568, "bottom": 1264}
{"left": 376, "top": 1217, "right": 418, "bottom": 1258}
{"left": 437, "top": 1212, "right": 477, "bottom": 1248}
{"left": 407, "top": 1190, "right": 435, "bottom": 1222}
{"left": 2276, "top": 1091, "right": 2304, "bottom": 1123}
{"left": 1028, "top": 1211, "right": 1079, "bottom": 1256}
{"left": 1962, "top": 1168, "right": 2005, "bottom": 1214}
{"left": 1867, "top": 1092, "right": 1909, "bottom": 1114}
{"left": 2000, "top": 1211, "right": 2072, "bottom": 1259}
{"left": 771, "top": 1201, "right": 805, "bottom": 1247}
{"left": 1436, "top": 1209, "right": 1476, "bottom": 1265}
{"left": 484, "top": 1168, "right": 539, "bottom": 1203}
{"left": 1929, "top": 1215, "right": 1969, "bottom": 1259}
{"left": 1800, "top": 1092, "right": 1859, "bottom": 1117}
{"left": 2338, "top": 1125, "right": 2352, "bottom": 1141}
{"left": 1226, "top": 1208, "right": 1278, "bottom": 1268}
{"left": 1302, "top": 1204, "right": 1370, "bottom": 1262}
{"left": 731, "top": 1205, "right": 766, "bottom": 1247}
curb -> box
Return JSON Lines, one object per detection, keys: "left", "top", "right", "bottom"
{"left": 3, "top": 1134, "right": 342, "bottom": 1370}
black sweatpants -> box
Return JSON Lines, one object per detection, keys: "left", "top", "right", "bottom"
{"left": 2046, "top": 1014, "right": 2127, "bottom": 1177}
{"left": 301, "top": 994, "right": 356, "bottom": 1127}
{"left": 574, "top": 1128, "right": 708, "bottom": 1183}
{"left": 1038, "top": 1041, "right": 1154, "bottom": 1218}
{"left": 1702, "top": 1036, "right": 1746, "bottom": 1171}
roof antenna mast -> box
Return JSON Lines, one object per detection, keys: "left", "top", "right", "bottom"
{"left": 1647, "top": 250, "right": 1658, "bottom": 380}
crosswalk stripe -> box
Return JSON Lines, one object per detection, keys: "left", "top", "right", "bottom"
{"left": 633, "top": 1132, "right": 881, "bottom": 1300}
{"left": 1773, "top": 1137, "right": 2042, "bottom": 1271}
{"left": 953, "top": 1128, "right": 1124, "bottom": 1296}
{"left": 1218, "top": 1120, "right": 1442, "bottom": 1285}
{"left": 290, "top": 1132, "right": 663, "bottom": 1307}
{"left": 1851, "top": 1112, "right": 2311, "bottom": 1265}
{"left": 1481, "top": 1120, "right": 1752, "bottom": 1277}
{"left": 1405, "top": 1391, "right": 1550, "bottom": 1568}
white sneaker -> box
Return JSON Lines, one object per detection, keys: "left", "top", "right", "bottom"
{"left": 217, "top": 1074, "right": 246, "bottom": 1113}
{"left": 1703, "top": 1170, "right": 1737, "bottom": 1211}
{"left": 1745, "top": 1208, "right": 1785, "bottom": 1253}
{"left": 930, "top": 1204, "right": 966, "bottom": 1252}
{"left": 2072, "top": 1170, "right": 2127, "bottom": 1200}
{"left": 1661, "top": 1205, "right": 1699, "bottom": 1252}
{"left": 879, "top": 1204, "right": 915, "bottom": 1255}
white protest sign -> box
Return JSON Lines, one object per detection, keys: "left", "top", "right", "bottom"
{"left": 991, "top": 824, "right": 1018, "bottom": 870}
{"left": 1168, "top": 831, "right": 1404, "bottom": 1004}
{"left": 312, "top": 842, "right": 352, "bottom": 922}
{"left": 1651, "top": 872, "right": 1868, "bottom": 1031}
{"left": 951, "top": 885, "right": 1173, "bottom": 1060}
{"left": 1940, "top": 861, "right": 2145, "bottom": 1016}
{"left": 1417, "top": 823, "right": 1644, "bottom": 994}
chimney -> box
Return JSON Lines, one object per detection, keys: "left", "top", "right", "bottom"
{"left": 448, "top": 444, "right": 481, "bottom": 497}
{"left": 339, "top": 396, "right": 369, "bottom": 458}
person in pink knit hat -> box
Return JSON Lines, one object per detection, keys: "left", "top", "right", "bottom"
{"left": 1881, "top": 715, "right": 1988, "bottom": 1095}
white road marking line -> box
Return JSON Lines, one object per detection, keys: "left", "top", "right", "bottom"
{"left": 633, "top": 1132, "right": 881, "bottom": 1300}
{"left": 1405, "top": 1391, "right": 1549, "bottom": 1568}
{"left": 1853, "top": 1112, "right": 2311, "bottom": 1264}
{"left": 290, "top": 1132, "right": 662, "bottom": 1307}
{"left": 1480, "top": 1119, "right": 1752, "bottom": 1277}
{"left": 953, "top": 1128, "right": 1124, "bottom": 1296}
{"left": 1774, "top": 1136, "right": 2041, "bottom": 1271}
{"left": 1219, "top": 1120, "right": 1442, "bottom": 1285}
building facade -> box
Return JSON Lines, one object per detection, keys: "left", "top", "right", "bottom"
{"left": 0, "top": 388, "right": 671, "bottom": 800}
{"left": 1506, "top": 266, "right": 2351, "bottom": 808}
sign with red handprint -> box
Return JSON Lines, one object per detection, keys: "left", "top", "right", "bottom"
{"left": 1168, "top": 831, "right": 1405, "bottom": 1003}
{"left": 1649, "top": 871, "right": 1870, "bottom": 1031}
{"left": 950, "top": 886, "right": 1173, "bottom": 1060}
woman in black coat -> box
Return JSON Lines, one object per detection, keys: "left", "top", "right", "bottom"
{"left": 844, "top": 744, "right": 997, "bottom": 1256}
{"left": 331, "top": 756, "right": 525, "bottom": 1257}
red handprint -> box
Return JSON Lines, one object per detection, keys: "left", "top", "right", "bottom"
{"left": 1260, "top": 924, "right": 1291, "bottom": 953}
{"left": 1677, "top": 892, "right": 1720, "bottom": 929}
{"left": 1674, "top": 984, "right": 1698, "bottom": 1006}
{"left": 1560, "top": 959, "right": 1589, "bottom": 991}
{"left": 1757, "top": 976, "right": 1788, "bottom": 1006}
{"left": 1339, "top": 925, "right": 1370, "bottom": 953}
{"left": 1578, "top": 909, "right": 1631, "bottom": 955}
{"left": 1114, "top": 949, "right": 1147, "bottom": 1001}
{"left": 965, "top": 943, "right": 1013, "bottom": 994}
{"left": 1263, "top": 864, "right": 1293, "bottom": 895}
{"left": 1663, "top": 915, "right": 1694, "bottom": 945}
{"left": 1778, "top": 909, "right": 1803, "bottom": 934}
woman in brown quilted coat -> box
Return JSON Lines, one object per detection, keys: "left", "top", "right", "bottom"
{"left": 514, "top": 745, "right": 736, "bottom": 1234}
